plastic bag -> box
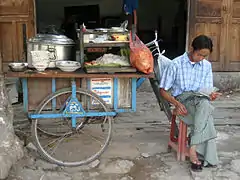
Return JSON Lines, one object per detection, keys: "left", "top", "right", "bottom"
{"left": 129, "top": 34, "right": 153, "bottom": 74}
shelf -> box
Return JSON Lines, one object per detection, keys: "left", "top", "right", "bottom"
{"left": 84, "top": 41, "right": 129, "bottom": 48}
{"left": 85, "top": 66, "right": 137, "bottom": 74}
{"left": 77, "top": 29, "right": 129, "bottom": 35}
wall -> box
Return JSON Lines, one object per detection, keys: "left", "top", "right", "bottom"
{"left": 213, "top": 73, "right": 240, "bottom": 91}
{"left": 35, "top": 0, "right": 121, "bottom": 30}
{"left": 35, "top": 0, "right": 180, "bottom": 39}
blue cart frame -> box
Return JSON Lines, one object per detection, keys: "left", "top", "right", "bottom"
{"left": 6, "top": 70, "right": 153, "bottom": 166}
{"left": 8, "top": 71, "right": 153, "bottom": 126}
{"left": 21, "top": 77, "right": 137, "bottom": 127}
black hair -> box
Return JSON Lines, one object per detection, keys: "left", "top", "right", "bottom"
{"left": 191, "top": 35, "right": 213, "bottom": 53}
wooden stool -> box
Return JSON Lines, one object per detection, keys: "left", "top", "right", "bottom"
{"left": 168, "top": 112, "right": 190, "bottom": 161}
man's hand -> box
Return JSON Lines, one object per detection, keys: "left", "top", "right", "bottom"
{"left": 210, "top": 92, "right": 222, "bottom": 101}
{"left": 160, "top": 88, "right": 188, "bottom": 116}
{"left": 175, "top": 102, "right": 188, "bottom": 116}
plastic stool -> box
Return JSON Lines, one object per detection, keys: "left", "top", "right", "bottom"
{"left": 168, "top": 112, "right": 190, "bottom": 161}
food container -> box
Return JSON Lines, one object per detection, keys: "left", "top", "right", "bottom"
{"left": 32, "top": 61, "right": 50, "bottom": 72}
{"left": 111, "top": 34, "right": 128, "bottom": 41}
{"left": 56, "top": 61, "right": 81, "bottom": 72}
{"left": 30, "top": 51, "right": 50, "bottom": 71}
{"left": 110, "top": 27, "right": 125, "bottom": 32}
{"left": 84, "top": 34, "right": 96, "bottom": 43}
{"left": 27, "top": 34, "right": 76, "bottom": 68}
{"left": 8, "top": 63, "right": 28, "bottom": 72}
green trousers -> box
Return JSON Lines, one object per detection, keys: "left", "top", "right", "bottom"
{"left": 176, "top": 92, "right": 219, "bottom": 166}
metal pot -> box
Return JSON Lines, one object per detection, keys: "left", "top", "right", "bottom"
{"left": 27, "top": 34, "right": 76, "bottom": 68}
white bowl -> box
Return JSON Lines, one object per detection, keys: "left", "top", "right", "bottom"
{"left": 56, "top": 61, "right": 81, "bottom": 72}
{"left": 32, "top": 64, "right": 48, "bottom": 71}
{"left": 9, "top": 63, "right": 28, "bottom": 72}
{"left": 32, "top": 61, "right": 49, "bottom": 72}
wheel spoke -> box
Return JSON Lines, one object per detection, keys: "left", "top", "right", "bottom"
{"left": 43, "top": 132, "right": 72, "bottom": 149}
{"left": 48, "top": 133, "right": 71, "bottom": 155}
{"left": 32, "top": 88, "right": 112, "bottom": 166}
{"left": 78, "top": 128, "right": 105, "bottom": 145}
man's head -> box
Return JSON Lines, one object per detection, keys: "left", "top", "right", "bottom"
{"left": 190, "top": 35, "right": 213, "bottom": 62}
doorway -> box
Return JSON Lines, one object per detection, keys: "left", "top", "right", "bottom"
{"left": 34, "top": 0, "right": 188, "bottom": 58}
{"left": 137, "top": 0, "right": 188, "bottom": 59}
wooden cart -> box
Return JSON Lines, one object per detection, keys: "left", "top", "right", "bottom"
{"left": 6, "top": 69, "right": 153, "bottom": 167}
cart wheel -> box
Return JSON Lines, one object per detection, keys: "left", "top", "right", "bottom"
{"left": 32, "top": 88, "right": 113, "bottom": 167}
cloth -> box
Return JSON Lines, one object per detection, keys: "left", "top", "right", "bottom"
{"left": 123, "top": 0, "right": 138, "bottom": 15}
{"left": 176, "top": 92, "right": 219, "bottom": 166}
{"left": 159, "top": 52, "right": 213, "bottom": 97}
{"left": 158, "top": 54, "right": 172, "bottom": 81}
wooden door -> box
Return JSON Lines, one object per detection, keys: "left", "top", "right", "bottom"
{"left": 187, "top": 0, "right": 227, "bottom": 71}
{"left": 226, "top": 0, "right": 240, "bottom": 71}
{"left": 0, "top": 0, "right": 35, "bottom": 73}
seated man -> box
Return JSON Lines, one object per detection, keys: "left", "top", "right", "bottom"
{"left": 160, "top": 35, "right": 221, "bottom": 172}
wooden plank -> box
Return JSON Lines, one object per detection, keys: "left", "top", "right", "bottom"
{"left": 55, "top": 78, "right": 71, "bottom": 110}
{"left": 118, "top": 78, "right": 131, "bottom": 108}
{"left": 225, "top": 0, "right": 240, "bottom": 71}
{"left": 187, "top": 0, "right": 226, "bottom": 71}
{"left": 28, "top": 78, "right": 52, "bottom": 110}
{"left": 85, "top": 67, "right": 137, "bottom": 74}
{"left": 0, "top": 51, "right": 2, "bottom": 74}
{"left": 28, "top": 78, "right": 75, "bottom": 111}
{"left": 5, "top": 70, "right": 154, "bottom": 78}
{"left": 84, "top": 42, "right": 129, "bottom": 48}
{"left": 0, "top": 0, "right": 29, "bottom": 15}
{"left": 27, "top": 77, "right": 135, "bottom": 111}
{"left": 0, "top": 0, "right": 35, "bottom": 72}
{"left": 83, "top": 30, "right": 129, "bottom": 35}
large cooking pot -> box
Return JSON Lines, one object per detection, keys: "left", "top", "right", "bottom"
{"left": 27, "top": 34, "right": 76, "bottom": 68}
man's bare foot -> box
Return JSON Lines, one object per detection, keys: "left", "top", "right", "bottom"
{"left": 189, "top": 146, "right": 202, "bottom": 172}
{"left": 189, "top": 146, "right": 201, "bottom": 165}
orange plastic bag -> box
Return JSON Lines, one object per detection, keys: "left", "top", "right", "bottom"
{"left": 129, "top": 33, "right": 153, "bottom": 74}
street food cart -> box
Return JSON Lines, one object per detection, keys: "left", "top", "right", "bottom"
{"left": 5, "top": 27, "right": 154, "bottom": 167}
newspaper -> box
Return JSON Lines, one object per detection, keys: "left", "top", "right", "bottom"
{"left": 198, "top": 87, "right": 220, "bottom": 97}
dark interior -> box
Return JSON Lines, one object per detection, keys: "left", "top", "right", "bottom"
{"left": 35, "top": 0, "right": 188, "bottom": 59}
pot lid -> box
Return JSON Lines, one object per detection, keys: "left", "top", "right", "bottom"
{"left": 28, "top": 34, "right": 75, "bottom": 45}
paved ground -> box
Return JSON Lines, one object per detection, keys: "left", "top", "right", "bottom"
{"left": 5, "top": 81, "right": 240, "bottom": 180}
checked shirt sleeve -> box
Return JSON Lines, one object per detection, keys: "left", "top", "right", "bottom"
{"left": 159, "top": 63, "right": 177, "bottom": 91}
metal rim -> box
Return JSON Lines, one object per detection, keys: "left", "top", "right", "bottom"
{"left": 32, "top": 88, "right": 113, "bottom": 166}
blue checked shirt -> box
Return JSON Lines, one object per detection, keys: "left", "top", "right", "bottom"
{"left": 160, "top": 52, "right": 213, "bottom": 97}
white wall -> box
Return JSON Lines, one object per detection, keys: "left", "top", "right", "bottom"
{"left": 36, "top": 0, "right": 180, "bottom": 39}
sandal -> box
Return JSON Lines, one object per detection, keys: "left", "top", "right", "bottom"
{"left": 191, "top": 162, "right": 202, "bottom": 172}
{"left": 200, "top": 160, "right": 217, "bottom": 168}
{"left": 189, "top": 147, "right": 202, "bottom": 172}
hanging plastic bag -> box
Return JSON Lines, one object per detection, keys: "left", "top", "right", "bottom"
{"left": 129, "top": 33, "right": 154, "bottom": 74}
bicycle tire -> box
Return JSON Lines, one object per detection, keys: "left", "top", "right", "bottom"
{"left": 32, "top": 87, "right": 113, "bottom": 167}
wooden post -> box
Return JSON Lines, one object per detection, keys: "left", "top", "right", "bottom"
{"left": 79, "top": 25, "right": 84, "bottom": 65}
{"left": 0, "top": 51, "right": 3, "bottom": 75}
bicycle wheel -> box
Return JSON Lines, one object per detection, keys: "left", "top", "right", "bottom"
{"left": 32, "top": 88, "right": 113, "bottom": 167}
{"left": 33, "top": 91, "right": 81, "bottom": 137}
